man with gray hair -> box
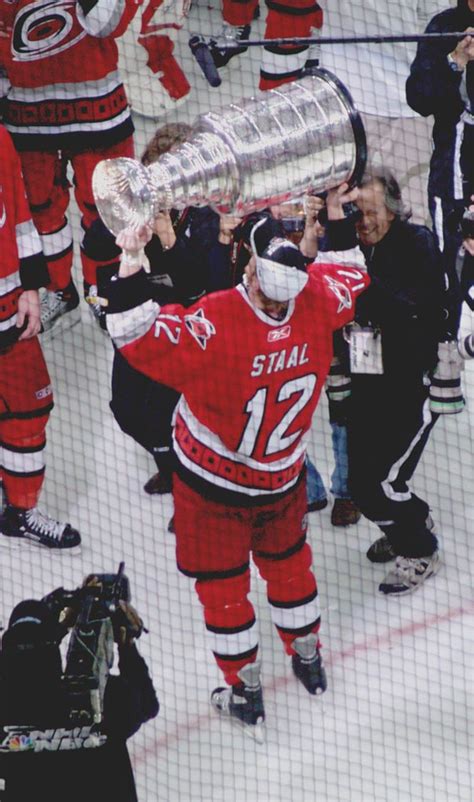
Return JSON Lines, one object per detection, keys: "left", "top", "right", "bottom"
{"left": 348, "top": 167, "right": 450, "bottom": 594}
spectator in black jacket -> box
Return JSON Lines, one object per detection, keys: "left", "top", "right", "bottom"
{"left": 86, "top": 123, "right": 239, "bottom": 496}
{"left": 348, "top": 167, "right": 448, "bottom": 595}
{"left": 406, "top": 0, "right": 474, "bottom": 336}
{"left": 0, "top": 593, "right": 158, "bottom": 802}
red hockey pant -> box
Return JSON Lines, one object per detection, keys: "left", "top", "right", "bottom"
{"left": 19, "top": 136, "right": 134, "bottom": 290}
{"left": 174, "top": 474, "right": 321, "bottom": 686}
{"left": 0, "top": 338, "right": 53, "bottom": 509}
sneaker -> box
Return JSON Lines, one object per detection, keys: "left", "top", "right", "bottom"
{"left": 143, "top": 472, "right": 173, "bottom": 495}
{"left": 379, "top": 551, "right": 440, "bottom": 596}
{"left": 84, "top": 283, "right": 107, "bottom": 331}
{"left": 209, "top": 23, "right": 251, "bottom": 68}
{"left": 211, "top": 661, "right": 265, "bottom": 743}
{"left": 331, "top": 498, "right": 361, "bottom": 527}
{"left": 291, "top": 633, "right": 327, "bottom": 695}
{"left": 40, "top": 281, "right": 80, "bottom": 338}
{"left": 307, "top": 497, "right": 328, "bottom": 513}
{"left": 367, "top": 515, "right": 436, "bottom": 564}
{"left": 0, "top": 506, "right": 81, "bottom": 552}
{"left": 367, "top": 535, "right": 396, "bottom": 563}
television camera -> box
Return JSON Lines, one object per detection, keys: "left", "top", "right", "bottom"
{"left": 42, "top": 563, "right": 141, "bottom": 728}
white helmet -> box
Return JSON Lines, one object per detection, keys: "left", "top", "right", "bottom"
{"left": 250, "top": 218, "right": 309, "bottom": 302}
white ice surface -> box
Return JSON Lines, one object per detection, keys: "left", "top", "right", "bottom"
{"left": 3, "top": 2, "right": 473, "bottom": 800}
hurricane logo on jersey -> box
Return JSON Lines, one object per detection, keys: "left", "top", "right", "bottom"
{"left": 184, "top": 308, "right": 216, "bottom": 350}
{"left": 12, "top": 0, "right": 86, "bottom": 61}
{"left": 324, "top": 274, "right": 353, "bottom": 313}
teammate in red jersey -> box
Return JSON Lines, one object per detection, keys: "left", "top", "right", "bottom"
{"left": 0, "top": 125, "right": 81, "bottom": 550}
{"left": 0, "top": 0, "right": 141, "bottom": 334}
{"left": 103, "top": 183, "right": 369, "bottom": 742}
{"left": 209, "top": 0, "right": 323, "bottom": 90}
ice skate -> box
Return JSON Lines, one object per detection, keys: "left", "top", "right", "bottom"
{"left": 211, "top": 661, "right": 265, "bottom": 744}
{"left": 291, "top": 633, "right": 327, "bottom": 695}
{"left": 379, "top": 551, "right": 440, "bottom": 595}
{"left": 209, "top": 23, "right": 251, "bottom": 68}
{"left": 0, "top": 506, "right": 81, "bottom": 552}
{"left": 40, "top": 281, "right": 81, "bottom": 338}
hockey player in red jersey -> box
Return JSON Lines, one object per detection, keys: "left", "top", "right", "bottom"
{"left": 0, "top": 0, "right": 141, "bottom": 334}
{"left": 209, "top": 0, "right": 323, "bottom": 90}
{"left": 103, "top": 183, "right": 369, "bottom": 741}
{"left": 0, "top": 125, "right": 81, "bottom": 550}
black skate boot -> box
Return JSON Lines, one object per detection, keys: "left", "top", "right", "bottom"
{"left": 0, "top": 506, "right": 81, "bottom": 552}
{"left": 211, "top": 661, "right": 265, "bottom": 743}
{"left": 40, "top": 280, "right": 80, "bottom": 338}
{"left": 291, "top": 633, "right": 327, "bottom": 695}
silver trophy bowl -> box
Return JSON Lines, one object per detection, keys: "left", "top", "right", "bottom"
{"left": 93, "top": 69, "right": 366, "bottom": 235}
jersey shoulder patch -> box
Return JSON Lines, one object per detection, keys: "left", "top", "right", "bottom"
{"left": 184, "top": 308, "right": 216, "bottom": 350}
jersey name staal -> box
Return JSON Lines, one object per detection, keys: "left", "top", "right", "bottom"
{"left": 251, "top": 343, "right": 309, "bottom": 377}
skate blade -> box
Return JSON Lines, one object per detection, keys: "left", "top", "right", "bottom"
{"left": 40, "top": 307, "right": 81, "bottom": 341}
{"left": 0, "top": 535, "right": 82, "bottom": 555}
{"left": 246, "top": 717, "right": 265, "bottom": 745}
{"left": 211, "top": 698, "right": 266, "bottom": 744}
{"left": 219, "top": 712, "right": 266, "bottom": 745}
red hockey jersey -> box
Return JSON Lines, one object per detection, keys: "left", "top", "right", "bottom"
{"left": 0, "top": 125, "right": 48, "bottom": 347}
{"left": 107, "top": 246, "right": 369, "bottom": 502}
{"left": 0, "top": 0, "right": 140, "bottom": 149}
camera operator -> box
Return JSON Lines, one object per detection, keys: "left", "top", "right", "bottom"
{"left": 0, "top": 576, "right": 158, "bottom": 802}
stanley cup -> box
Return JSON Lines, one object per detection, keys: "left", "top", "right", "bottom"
{"left": 92, "top": 69, "right": 366, "bottom": 235}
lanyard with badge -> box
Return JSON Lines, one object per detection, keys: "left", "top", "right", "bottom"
{"left": 346, "top": 323, "right": 384, "bottom": 374}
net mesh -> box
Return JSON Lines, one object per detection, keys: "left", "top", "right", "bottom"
{"left": 1, "top": 1, "right": 473, "bottom": 801}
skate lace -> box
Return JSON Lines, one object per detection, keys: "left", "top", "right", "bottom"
{"left": 40, "top": 290, "right": 66, "bottom": 323}
{"left": 216, "top": 688, "right": 232, "bottom": 713}
{"left": 394, "top": 556, "right": 427, "bottom": 579}
{"left": 26, "top": 508, "right": 64, "bottom": 541}
{"left": 235, "top": 24, "right": 248, "bottom": 38}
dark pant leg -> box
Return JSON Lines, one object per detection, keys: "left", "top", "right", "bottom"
{"left": 110, "top": 349, "right": 179, "bottom": 475}
{"left": 349, "top": 374, "right": 438, "bottom": 557}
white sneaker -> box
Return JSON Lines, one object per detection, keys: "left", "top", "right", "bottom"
{"left": 379, "top": 551, "right": 440, "bottom": 596}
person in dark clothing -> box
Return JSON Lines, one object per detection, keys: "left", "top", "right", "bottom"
{"left": 406, "top": 0, "right": 474, "bottom": 336}
{"left": 457, "top": 200, "right": 474, "bottom": 356}
{"left": 85, "top": 122, "right": 238, "bottom": 496}
{"left": 0, "top": 590, "right": 158, "bottom": 802}
{"left": 348, "top": 167, "right": 449, "bottom": 595}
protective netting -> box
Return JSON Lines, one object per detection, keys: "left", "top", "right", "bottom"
{"left": 1, "top": 1, "right": 473, "bottom": 801}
